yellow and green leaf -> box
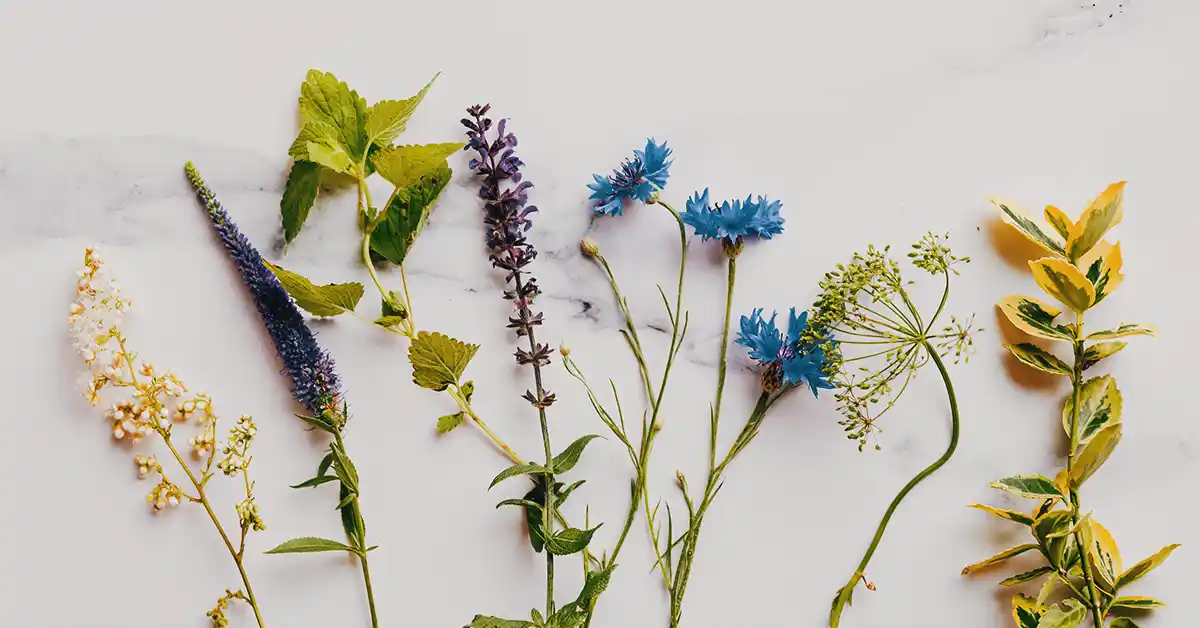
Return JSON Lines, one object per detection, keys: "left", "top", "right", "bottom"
{"left": 1062, "top": 375, "right": 1122, "bottom": 444}
{"left": 1070, "top": 422, "right": 1122, "bottom": 487}
{"left": 372, "top": 142, "right": 465, "bottom": 192}
{"left": 991, "top": 475, "right": 1064, "bottom": 500}
{"left": 1004, "top": 343, "right": 1071, "bottom": 375}
{"left": 1085, "top": 323, "right": 1157, "bottom": 341}
{"left": 1116, "top": 544, "right": 1182, "bottom": 590}
{"left": 1030, "top": 257, "right": 1096, "bottom": 313}
{"left": 1011, "top": 594, "right": 1043, "bottom": 628}
{"left": 968, "top": 503, "right": 1034, "bottom": 526}
{"left": 992, "top": 197, "right": 1067, "bottom": 256}
{"left": 1044, "top": 205, "right": 1073, "bottom": 240}
{"left": 1066, "top": 181, "right": 1125, "bottom": 262}
{"left": 963, "top": 544, "right": 1039, "bottom": 575}
{"left": 999, "top": 565, "right": 1053, "bottom": 586}
{"left": 1109, "top": 596, "right": 1165, "bottom": 610}
{"left": 1081, "top": 240, "right": 1125, "bottom": 304}
{"left": 1083, "top": 341, "right": 1127, "bottom": 370}
{"left": 1109, "top": 619, "right": 1142, "bottom": 628}
{"left": 262, "top": 260, "right": 364, "bottom": 317}
{"left": 365, "top": 72, "right": 440, "bottom": 148}
{"left": 997, "top": 295, "right": 1072, "bottom": 341}
{"left": 1035, "top": 599, "right": 1086, "bottom": 628}
{"left": 1086, "top": 519, "right": 1122, "bottom": 591}
{"left": 298, "top": 70, "right": 369, "bottom": 157}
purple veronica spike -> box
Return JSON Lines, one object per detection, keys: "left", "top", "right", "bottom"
{"left": 185, "top": 163, "right": 343, "bottom": 420}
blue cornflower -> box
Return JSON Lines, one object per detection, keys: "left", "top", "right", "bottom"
{"left": 736, "top": 307, "right": 834, "bottom": 395}
{"left": 185, "top": 163, "right": 343, "bottom": 421}
{"left": 681, "top": 189, "right": 785, "bottom": 245}
{"left": 588, "top": 138, "right": 673, "bottom": 216}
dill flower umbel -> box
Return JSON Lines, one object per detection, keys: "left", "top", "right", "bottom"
{"left": 588, "top": 138, "right": 673, "bottom": 215}
{"left": 68, "top": 248, "right": 268, "bottom": 628}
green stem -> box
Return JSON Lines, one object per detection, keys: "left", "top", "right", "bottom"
{"left": 829, "top": 341, "right": 959, "bottom": 628}
{"left": 359, "top": 550, "right": 379, "bottom": 628}
{"left": 709, "top": 257, "right": 737, "bottom": 475}
{"left": 334, "top": 433, "right": 379, "bottom": 628}
{"left": 1068, "top": 313, "right": 1107, "bottom": 628}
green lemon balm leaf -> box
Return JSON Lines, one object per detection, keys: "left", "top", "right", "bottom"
{"left": 299, "top": 69, "right": 368, "bottom": 157}
{"left": 409, "top": 331, "right": 479, "bottom": 391}
{"left": 288, "top": 120, "right": 354, "bottom": 174}
{"left": 281, "top": 161, "right": 322, "bottom": 244}
{"left": 371, "top": 143, "right": 463, "bottom": 191}
{"left": 365, "top": 72, "right": 440, "bottom": 147}
{"left": 370, "top": 165, "right": 451, "bottom": 265}
{"left": 262, "top": 260, "right": 364, "bottom": 316}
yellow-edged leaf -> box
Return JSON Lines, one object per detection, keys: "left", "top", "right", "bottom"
{"left": 1083, "top": 341, "right": 1127, "bottom": 370}
{"left": 1044, "top": 205, "right": 1073, "bottom": 240}
{"left": 1004, "top": 343, "right": 1071, "bottom": 375}
{"left": 1080, "top": 240, "right": 1125, "bottom": 304}
{"left": 1030, "top": 257, "right": 1095, "bottom": 312}
{"left": 1087, "top": 519, "right": 1122, "bottom": 590}
{"left": 962, "top": 544, "right": 1039, "bottom": 575}
{"left": 1109, "top": 596, "right": 1165, "bottom": 610}
{"left": 997, "top": 295, "right": 1072, "bottom": 341}
{"left": 991, "top": 475, "right": 1065, "bottom": 500}
{"left": 1062, "top": 376, "right": 1122, "bottom": 444}
{"left": 999, "top": 565, "right": 1053, "bottom": 586}
{"left": 1116, "top": 544, "right": 1181, "bottom": 590}
{"left": 1085, "top": 323, "right": 1157, "bottom": 341}
{"left": 1070, "top": 422, "right": 1122, "bottom": 487}
{"left": 1066, "top": 181, "right": 1125, "bottom": 261}
{"left": 1036, "top": 599, "right": 1086, "bottom": 628}
{"left": 1012, "top": 594, "right": 1043, "bottom": 628}
{"left": 968, "top": 503, "right": 1034, "bottom": 526}
{"left": 992, "top": 197, "right": 1067, "bottom": 256}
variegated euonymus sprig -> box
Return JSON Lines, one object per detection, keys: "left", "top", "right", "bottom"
{"left": 69, "top": 249, "right": 268, "bottom": 628}
{"left": 826, "top": 233, "right": 979, "bottom": 628}
{"left": 967, "top": 182, "right": 1177, "bottom": 628}
{"left": 461, "top": 105, "right": 609, "bottom": 628}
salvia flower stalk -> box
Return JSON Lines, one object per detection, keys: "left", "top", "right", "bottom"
{"left": 967, "top": 182, "right": 1177, "bottom": 628}
{"left": 185, "top": 163, "right": 381, "bottom": 628}
{"left": 69, "top": 248, "right": 267, "bottom": 628}
{"left": 824, "top": 233, "right": 977, "bottom": 627}
{"left": 463, "top": 105, "right": 610, "bottom": 628}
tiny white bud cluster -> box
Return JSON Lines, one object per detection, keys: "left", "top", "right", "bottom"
{"left": 147, "top": 477, "right": 184, "bottom": 512}
{"left": 218, "top": 416, "right": 257, "bottom": 476}
{"left": 68, "top": 249, "right": 132, "bottom": 406}
{"left": 134, "top": 454, "right": 159, "bottom": 479}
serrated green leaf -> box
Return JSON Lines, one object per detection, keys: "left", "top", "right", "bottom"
{"left": 557, "top": 480, "right": 586, "bottom": 505}
{"left": 523, "top": 478, "right": 549, "bottom": 553}
{"left": 288, "top": 120, "right": 354, "bottom": 174}
{"left": 409, "top": 331, "right": 479, "bottom": 391}
{"left": 552, "top": 435, "right": 603, "bottom": 475}
{"left": 372, "top": 143, "right": 463, "bottom": 191}
{"left": 370, "top": 164, "right": 451, "bottom": 265}
{"left": 330, "top": 445, "right": 359, "bottom": 494}
{"left": 1030, "top": 257, "right": 1096, "bottom": 313}
{"left": 545, "top": 526, "right": 600, "bottom": 556}
{"left": 265, "top": 536, "right": 356, "bottom": 554}
{"left": 365, "top": 73, "right": 439, "bottom": 147}
{"left": 466, "top": 616, "right": 534, "bottom": 628}
{"left": 374, "top": 315, "right": 406, "bottom": 328}
{"left": 262, "top": 260, "right": 363, "bottom": 317}
{"left": 1012, "top": 594, "right": 1043, "bottom": 628}
{"left": 1035, "top": 598, "right": 1085, "bottom": 628}
{"left": 290, "top": 475, "right": 338, "bottom": 489}
{"left": 437, "top": 412, "right": 465, "bottom": 434}
{"left": 462, "top": 380, "right": 475, "bottom": 402}
{"left": 1066, "top": 181, "right": 1124, "bottom": 262}
{"left": 1085, "top": 323, "right": 1157, "bottom": 341}
{"left": 997, "top": 295, "right": 1073, "bottom": 341}
{"left": 968, "top": 503, "right": 1034, "bottom": 525}
{"left": 999, "top": 565, "right": 1054, "bottom": 586}
{"left": 489, "top": 462, "right": 550, "bottom": 489}
{"left": 992, "top": 197, "right": 1067, "bottom": 256}
{"left": 281, "top": 160, "right": 322, "bottom": 244}
{"left": 338, "top": 484, "right": 362, "bottom": 548}
{"left": 1032, "top": 510, "right": 1074, "bottom": 568}
{"left": 1063, "top": 376, "right": 1122, "bottom": 444}
{"left": 317, "top": 452, "right": 334, "bottom": 477}
{"left": 1116, "top": 544, "right": 1181, "bottom": 590}
{"left": 991, "top": 475, "right": 1065, "bottom": 500}
{"left": 298, "top": 70, "right": 368, "bottom": 157}
{"left": 1070, "top": 422, "right": 1122, "bottom": 487}
{"left": 1109, "top": 596, "right": 1165, "bottom": 610}
{"left": 1083, "top": 341, "right": 1127, "bottom": 370}
{"left": 962, "top": 544, "right": 1039, "bottom": 575}
{"left": 1005, "top": 343, "right": 1071, "bottom": 375}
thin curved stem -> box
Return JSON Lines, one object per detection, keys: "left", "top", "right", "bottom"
{"left": 1068, "top": 312, "right": 1107, "bottom": 628}
{"left": 829, "top": 341, "right": 959, "bottom": 628}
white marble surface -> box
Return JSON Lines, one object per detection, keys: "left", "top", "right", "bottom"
{"left": 1, "top": 1, "right": 1198, "bottom": 627}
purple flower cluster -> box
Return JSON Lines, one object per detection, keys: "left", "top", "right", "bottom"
{"left": 185, "top": 162, "right": 343, "bottom": 421}
{"left": 463, "top": 106, "right": 555, "bottom": 405}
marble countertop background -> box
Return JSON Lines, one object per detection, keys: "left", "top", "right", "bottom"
{"left": 1, "top": 1, "right": 1197, "bottom": 627}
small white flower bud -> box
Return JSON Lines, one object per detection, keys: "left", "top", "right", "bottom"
{"left": 113, "top": 427, "right": 125, "bottom": 440}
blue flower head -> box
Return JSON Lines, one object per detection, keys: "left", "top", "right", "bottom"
{"left": 681, "top": 189, "right": 785, "bottom": 247}
{"left": 185, "top": 163, "right": 344, "bottom": 422}
{"left": 588, "top": 138, "right": 673, "bottom": 216}
{"left": 735, "top": 307, "right": 834, "bottom": 396}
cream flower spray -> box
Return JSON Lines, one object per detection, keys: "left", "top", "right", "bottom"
{"left": 69, "top": 248, "right": 267, "bottom": 628}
